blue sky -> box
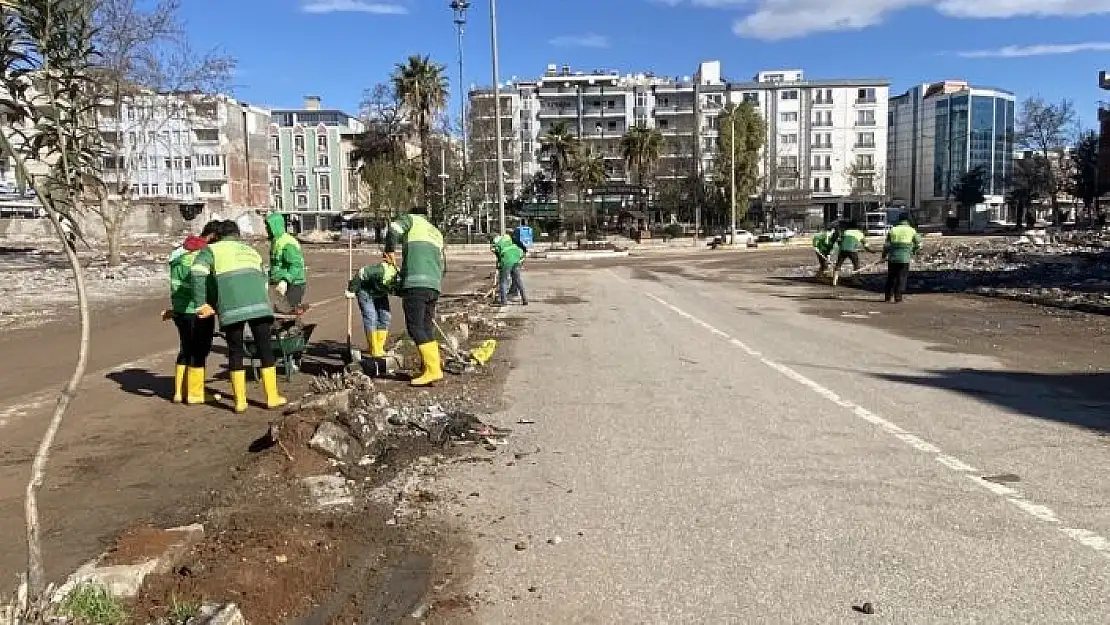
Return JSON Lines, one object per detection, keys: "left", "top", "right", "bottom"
{"left": 180, "top": 0, "right": 1110, "bottom": 128}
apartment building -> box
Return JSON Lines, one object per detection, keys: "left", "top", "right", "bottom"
{"left": 887, "top": 80, "right": 1015, "bottom": 225}
{"left": 1098, "top": 71, "right": 1110, "bottom": 204}
{"left": 269, "top": 96, "right": 365, "bottom": 231}
{"left": 468, "top": 61, "right": 889, "bottom": 227}
{"left": 98, "top": 93, "right": 271, "bottom": 215}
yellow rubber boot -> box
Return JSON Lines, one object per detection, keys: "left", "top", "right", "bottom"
{"left": 230, "top": 370, "right": 249, "bottom": 414}
{"left": 410, "top": 341, "right": 444, "bottom": 387}
{"left": 185, "top": 367, "right": 206, "bottom": 405}
{"left": 365, "top": 330, "right": 376, "bottom": 356}
{"left": 372, "top": 330, "right": 389, "bottom": 358}
{"left": 172, "top": 364, "right": 186, "bottom": 403}
{"left": 260, "top": 366, "right": 287, "bottom": 409}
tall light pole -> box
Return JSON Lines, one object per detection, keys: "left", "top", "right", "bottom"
{"left": 489, "top": 0, "right": 506, "bottom": 234}
{"left": 729, "top": 112, "right": 737, "bottom": 244}
{"left": 450, "top": 1, "right": 470, "bottom": 227}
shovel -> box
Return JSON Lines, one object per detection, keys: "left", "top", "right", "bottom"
{"left": 342, "top": 232, "right": 362, "bottom": 371}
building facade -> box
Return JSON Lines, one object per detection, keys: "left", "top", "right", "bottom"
{"left": 269, "top": 96, "right": 365, "bottom": 231}
{"left": 468, "top": 61, "right": 889, "bottom": 227}
{"left": 888, "top": 81, "right": 1015, "bottom": 225}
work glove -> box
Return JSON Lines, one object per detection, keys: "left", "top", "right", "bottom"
{"left": 161, "top": 309, "right": 173, "bottom": 321}
{"left": 275, "top": 281, "right": 288, "bottom": 296}
{"left": 344, "top": 290, "right": 356, "bottom": 300}
{"left": 383, "top": 252, "right": 397, "bottom": 267}
{"left": 196, "top": 303, "right": 216, "bottom": 319}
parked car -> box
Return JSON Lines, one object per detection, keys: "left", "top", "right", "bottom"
{"left": 756, "top": 226, "right": 796, "bottom": 242}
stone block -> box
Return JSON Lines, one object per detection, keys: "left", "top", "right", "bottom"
{"left": 299, "top": 388, "right": 352, "bottom": 413}
{"left": 189, "top": 603, "right": 248, "bottom": 625}
{"left": 301, "top": 475, "right": 353, "bottom": 508}
{"left": 308, "top": 421, "right": 354, "bottom": 461}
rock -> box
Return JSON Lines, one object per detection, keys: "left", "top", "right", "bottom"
{"left": 547, "top": 536, "right": 563, "bottom": 545}
{"left": 301, "top": 475, "right": 353, "bottom": 508}
{"left": 373, "top": 392, "right": 390, "bottom": 408}
{"left": 514, "top": 541, "right": 528, "bottom": 551}
{"left": 308, "top": 421, "right": 357, "bottom": 461}
{"left": 300, "top": 388, "right": 352, "bottom": 413}
{"left": 189, "top": 603, "right": 249, "bottom": 625}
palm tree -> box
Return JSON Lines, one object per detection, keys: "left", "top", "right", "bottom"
{"left": 620, "top": 123, "right": 664, "bottom": 187}
{"left": 539, "top": 120, "right": 578, "bottom": 224}
{"left": 392, "top": 55, "right": 448, "bottom": 204}
{"left": 571, "top": 147, "right": 607, "bottom": 227}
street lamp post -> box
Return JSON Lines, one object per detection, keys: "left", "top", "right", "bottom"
{"left": 729, "top": 112, "right": 737, "bottom": 244}
{"left": 489, "top": 0, "right": 506, "bottom": 235}
{"left": 450, "top": 1, "right": 471, "bottom": 229}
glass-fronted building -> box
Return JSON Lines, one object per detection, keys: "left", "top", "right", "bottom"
{"left": 887, "top": 81, "right": 1014, "bottom": 226}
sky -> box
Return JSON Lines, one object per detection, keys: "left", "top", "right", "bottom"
{"left": 179, "top": 0, "right": 1110, "bottom": 128}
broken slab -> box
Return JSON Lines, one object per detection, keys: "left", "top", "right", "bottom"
{"left": 188, "top": 603, "right": 248, "bottom": 625}
{"left": 308, "top": 421, "right": 356, "bottom": 461}
{"left": 301, "top": 474, "right": 353, "bottom": 508}
{"left": 53, "top": 524, "right": 204, "bottom": 600}
{"left": 297, "top": 388, "right": 352, "bottom": 413}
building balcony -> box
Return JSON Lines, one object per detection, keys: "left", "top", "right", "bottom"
{"left": 854, "top": 163, "right": 877, "bottom": 172}
{"left": 314, "top": 165, "right": 332, "bottom": 173}
{"left": 291, "top": 184, "right": 309, "bottom": 192}
{"left": 659, "top": 128, "right": 695, "bottom": 136}
{"left": 854, "top": 142, "right": 877, "bottom": 149}
{"left": 581, "top": 107, "right": 626, "bottom": 117}
{"left": 855, "top": 97, "right": 877, "bottom": 105}
{"left": 812, "top": 120, "right": 834, "bottom": 127}
{"left": 194, "top": 167, "right": 226, "bottom": 182}
{"left": 855, "top": 120, "right": 877, "bottom": 127}
{"left": 537, "top": 108, "right": 578, "bottom": 119}
{"left": 655, "top": 105, "right": 695, "bottom": 115}
{"left": 811, "top": 143, "right": 834, "bottom": 150}
{"left": 812, "top": 99, "right": 834, "bottom": 107}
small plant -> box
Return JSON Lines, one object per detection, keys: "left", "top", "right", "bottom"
{"left": 58, "top": 583, "right": 127, "bottom": 625}
{"left": 167, "top": 594, "right": 200, "bottom": 624}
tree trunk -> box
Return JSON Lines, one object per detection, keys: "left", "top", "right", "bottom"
{"left": 102, "top": 201, "right": 123, "bottom": 267}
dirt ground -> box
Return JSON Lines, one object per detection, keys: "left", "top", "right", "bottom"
{"left": 0, "top": 243, "right": 496, "bottom": 596}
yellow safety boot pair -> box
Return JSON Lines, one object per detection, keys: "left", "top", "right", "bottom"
{"left": 410, "top": 342, "right": 444, "bottom": 387}
{"left": 230, "top": 367, "right": 287, "bottom": 414}
{"left": 172, "top": 364, "right": 186, "bottom": 403}
{"left": 175, "top": 366, "right": 208, "bottom": 404}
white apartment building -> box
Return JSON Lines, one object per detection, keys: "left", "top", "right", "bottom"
{"left": 98, "top": 93, "right": 272, "bottom": 215}
{"left": 888, "top": 81, "right": 1015, "bottom": 226}
{"left": 469, "top": 62, "right": 889, "bottom": 227}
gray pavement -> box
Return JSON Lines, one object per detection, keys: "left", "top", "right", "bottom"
{"left": 439, "top": 261, "right": 1110, "bottom": 623}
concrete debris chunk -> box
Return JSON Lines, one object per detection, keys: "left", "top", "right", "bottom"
{"left": 301, "top": 475, "right": 354, "bottom": 507}
{"left": 309, "top": 421, "right": 358, "bottom": 461}
{"left": 188, "top": 602, "right": 249, "bottom": 625}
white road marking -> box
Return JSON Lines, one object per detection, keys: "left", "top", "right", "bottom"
{"left": 0, "top": 296, "right": 345, "bottom": 430}
{"left": 640, "top": 288, "right": 1110, "bottom": 560}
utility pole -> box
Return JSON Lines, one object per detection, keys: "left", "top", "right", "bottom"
{"left": 730, "top": 112, "right": 737, "bottom": 244}
{"left": 489, "top": 0, "right": 506, "bottom": 235}
{"left": 450, "top": 1, "right": 471, "bottom": 229}
{"left": 440, "top": 143, "right": 449, "bottom": 223}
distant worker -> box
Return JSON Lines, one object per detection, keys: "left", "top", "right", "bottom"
{"left": 831, "top": 220, "right": 875, "bottom": 286}
{"left": 384, "top": 205, "right": 446, "bottom": 387}
{"left": 165, "top": 220, "right": 223, "bottom": 404}
{"left": 192, "top": 220, "right": 286, "bottom": 413}
{"left": 345, "top": 259, "right": 399, "bottom": 375}
{"left": 883, "top": 213, "right": 923, "bottom": 303}
{"left": 492, "top": 232, "right": 528, "bottom": 307}
{"left": 265, "top": 213, "right": 307, "bottom": 309}
{"left": 812, "top": 225, "right": 833, "bottom": 276}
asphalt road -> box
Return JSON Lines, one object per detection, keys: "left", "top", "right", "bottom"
{"left": 441, "top": 259, "right": 1110, "bottom": 623}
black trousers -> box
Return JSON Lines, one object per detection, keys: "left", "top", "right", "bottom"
{"left": 223, "top": 317, "right": 275, "bottom": 372}
{"left": 286, "top": 283, "right": 306, "bottom": 308}
{"left": 173, "top": 313, "right": 215, "bottom": 367}
{"left": 401, "top": 288, "right": 438, "bottom": 345}
{"left": 815, "top": 250, "right": 828, "bottom": 273}
{"left": 835, "top": 251, "right": 860, "bottom": 272}
{"left": 885, "top": 262, "right": 910, "bottom": 301}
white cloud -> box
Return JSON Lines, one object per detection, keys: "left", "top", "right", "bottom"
{"left": 548, "top": 33, "right": 611, "bottom": 48}
{"left": 957, "top": 41, "right": 1110, "bottom": 58}
{"left": 301, "top": 0, "right": 408, "bottom": 14}
{"left": 659, "top": 0, "right": 1110, "bottom": 40}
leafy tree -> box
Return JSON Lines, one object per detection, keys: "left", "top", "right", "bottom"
{"left": 1069, "top": 130, "right": 1100, "bottom": 221}
{"left": 619, "top": 123, "right": 663, "bottom": 188}
{"left": 713, "top": 102, "right": 765, "bottom": 223}
{"left": 570, "top": 147, "right": 606, "bottom": 225}
{"left": 952, "top": 166, "right": 987, "bottom": 220}
{"left": 85, "top": 0, "right": 235, "bottom": 266}
{"left": 1017, "top": 96, "right": 1078, "bottom": 224}
{"left": 350, "top": 82, "right": 418, "bottom": 222}
{"left": 539, "top": 120, "right": 577, "bottom": 224}
{"left": 392, "top": 55, "right": 448, "bottom": 204}
{"left": 1008, "top": 155, "right": 1049, "bottom": 228}
{"left": 0, "top": 0, "right": 104, "bottom": 603}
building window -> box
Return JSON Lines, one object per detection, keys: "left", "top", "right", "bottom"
{"left": 185, "top": 183, "right": 193, "bottom": 195}
{"left": 779, "top": 155, "right": 798, "bottom": 168}
{"left": 742, "top": 92, "right": 759, "bottom": 105}
{"left": 607, "top": 120, "right": 617, "bottom": 130}
{"left": 823, "top": 178, "right": 831, "bottom": 192}
{"left": 320, "top": 195, "right": 331, "bottom": 211}
{"left": 127, "top": 131, "right": 136, "bottom": 144}
{"left": 271, "top": 135, "right": 279, "bottom": 151}
{"left": 296, "top": 194, "right": 308, "bottom": 208}
{"left": 856, "top": 154, "right": 875, "bottom": 169}
{"left": 294, "top": 135, "right": 305, "bottom": 151}
{"left": 131, "top": 184, "right": 139, "bottom": 196}
{"left": 814, "top": 88, "right": 833, "bottom": 104}
{"left": 317, "top": 153, "right": 329, "bottom": 167}
{"left": 295, "top": 174, "right": 307, "bottom": 189}
{"left": 659, "top": 119, "right": 669, "bottom": 129}
{"left": 173, "top": 157, "right": 182, "bottom": 169}
{"left": 318, "top": 175, "right": 330, "bottom": 193}
{"left": 140, "top": 183, "right": 149, "bottom": 195}
{"left": 295, "top": 154, "right": 306, "bottom": 167}
{"left": 636, "top": 93, "right": 646, "bottom": 107}
{"left": 780, "top": 133, "right": 797, "bottom": 145}
{"left": 855, "top": 132, "right": 875, "bottom": 148}
{"left": 781, "top": 112, "right": 798, "bottom": 123}
{"left": 812, "top": 177, "right": 821, "bottom": 191}
{"left": 856, "top": 88, "right": 876, "bottom": 103}
{"left": 780, "top": 90, "right": 798, "bottom": 101}
{"left": 778, "top": 178, "right": 797, "bottom": 189}
{"left": 856, "top": 110, "right": 876, "bottom": 126}
{"left": 175, "top": 183, "right": 184, "bottom": 195}
{"left": 164, "top": 157, "right": 171, "bottom": 169}
{"left": 151, "top": 183, "right": 160, "bottom": 195}
{"left": 183, "top": 157, "right": 192, "bottom": 169}
{"left": 270, "top": 175, "right": 282, "bottom": 191}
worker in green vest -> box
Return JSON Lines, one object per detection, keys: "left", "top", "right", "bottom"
{"left": 383, "top": 206, "right": 446, "bottom": 387}
{"left": 192, "top": 220, "right": 285, "bottom": 413}
{"left": 812, "top": 225, "right": 833, "bottom": 276}
{"left": 831, "top": 220, "right": 875, "bottom": 286}
{"left": 345, "top": 260, "right": 399, "bottom": 375}
{"left": 164, "top": 220, "right": 223, "bottom": 404}
{"left": 883, "top": 213, "right": 923, "bottom": 303}
{"left": 265, "top": 213, "right": 307, "bottom": 309}
{"left": 491, "top": 232, "right": 528, "bottom": 306}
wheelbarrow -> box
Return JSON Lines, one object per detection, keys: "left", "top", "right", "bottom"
{"left": 242, "top": 320, "right": 317, "bottom": 382}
